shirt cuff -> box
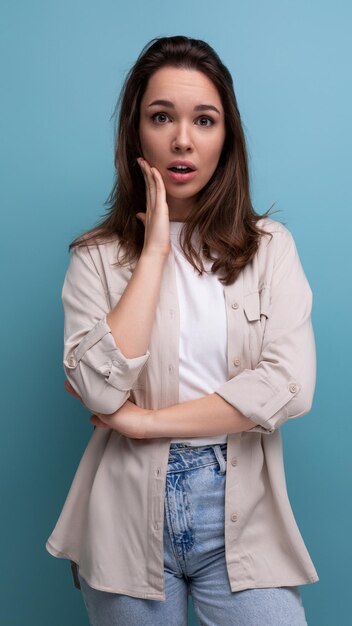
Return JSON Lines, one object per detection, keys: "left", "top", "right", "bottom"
{"left": 64, "top": 316, "right": 150, "bottom": 392}
{"left": 215, "top": 371, "right": 301, "bottom": 434}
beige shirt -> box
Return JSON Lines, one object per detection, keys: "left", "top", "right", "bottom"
{"left": 45, "top": 217, "right": 319, "bottom": 598}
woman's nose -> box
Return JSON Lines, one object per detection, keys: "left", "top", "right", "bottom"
{"left": 172, "top": 123, "right": 193, "bottom": 152}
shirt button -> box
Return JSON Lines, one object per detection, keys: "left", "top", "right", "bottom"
{"left": 234, "top": 358, "right": 241, "bottom": 367}
{"left": 67, "top": 355, "right": 76, "bottom": 367}
{"left": 168, "top": 364, "right": 174, "bottom": 375}
{"left": 231, "top": 513, "right": 238, "bottom": 522}
{"left": 232, "top": 302, "right": 239, "bottom": 310}
{"left": 289, "top": 383, "right": 298, "bottom": 393}
{"left": 155, "top": 467, "right": 162, "bottom": 477}
{"left": 231, "top": 457, "right": 238, "bottom": 466}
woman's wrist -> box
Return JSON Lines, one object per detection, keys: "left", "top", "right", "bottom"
{"left": 139, "top": 247, "right": 170, "bottom": 264}
{"left": 144, "top": 408, "right": 159, "bottom": 438}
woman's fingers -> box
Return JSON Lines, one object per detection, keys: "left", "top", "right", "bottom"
{"left": 90, "top": 414, "right": 111, "bottom": 428}
{"left": 145, "top": 161, "right": 157, "bottom": 210}
{"left": 64, "top": 379, "right": 81, "bottom": 401}
{"left": 137, "top": 158, "right": 156, "bottom": 213}
{"left": 136, "top": 157, "right": 170, "bottom": 257}
{"left": 64, "top": 380, "right": 90, "bottom": 412}
{"left": 138, "top": 158, "right": 165, "bottom": 212}
{"left": 64, "top": 380, "right": 109, "bottom": 428}
{"left": 151, "top": 166, "right": 167, "bottom": 209}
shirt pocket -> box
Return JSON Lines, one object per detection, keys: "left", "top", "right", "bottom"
{"left": 243, "top": 287, "right": 271, "bottom": 366}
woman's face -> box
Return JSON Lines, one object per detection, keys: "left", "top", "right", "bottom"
{"left": 139, "top": 66, "right": 226, "bottom": 220}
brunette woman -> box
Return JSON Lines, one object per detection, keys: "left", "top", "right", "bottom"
{"left": 46, "top": 36, "right": 319, "bottom": 625}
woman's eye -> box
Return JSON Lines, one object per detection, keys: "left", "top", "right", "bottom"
{"left": 151, "top": 112, "right": 170, "bottom": 124}
{"left": 196, "top": 116, "right": 214, "bottom": 127}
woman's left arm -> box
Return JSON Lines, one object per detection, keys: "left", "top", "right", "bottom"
{"left": 146, "top": 226, "right": 315, "bottom": 438}
{"left": 212, "top": 226, "right": 316, "bottom": 435}
{"left": 64, "top": 380, "right": 252, "bottom": 437}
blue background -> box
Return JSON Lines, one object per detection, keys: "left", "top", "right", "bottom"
{"left": 1, "top": 1, "right": 351, "bottom": 624}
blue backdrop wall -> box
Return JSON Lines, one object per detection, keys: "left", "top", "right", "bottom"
{"left": 1, "top": 1, "right": 351, "bottom": 624}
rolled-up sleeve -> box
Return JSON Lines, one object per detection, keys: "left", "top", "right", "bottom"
{"left": 215, "top": 227, "right": 316, "bottom": 434}
{"left": 62, "top": 245, "right": 150, "bottom": 414}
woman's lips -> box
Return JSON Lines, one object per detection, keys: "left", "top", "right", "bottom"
{"left": 166, "top": 169, "right": 197, "bottom": 183}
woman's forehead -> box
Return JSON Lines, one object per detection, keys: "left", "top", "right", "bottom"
{"left": 141, "top": 66, "right": 223, "bottom": 110}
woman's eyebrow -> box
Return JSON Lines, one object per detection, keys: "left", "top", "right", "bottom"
{"left": 147, "top": 99, "right": 221, "bottom": 114}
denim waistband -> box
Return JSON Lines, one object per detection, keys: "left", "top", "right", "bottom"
{"left": 168, "top": 443, "right": 227, "bottom": 475}
{"left": 169, "top": 442, "right": 227, "bottom": 449}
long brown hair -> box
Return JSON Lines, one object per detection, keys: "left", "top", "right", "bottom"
{"left": 70, "top": 35, "right": 272, "bottom": 285}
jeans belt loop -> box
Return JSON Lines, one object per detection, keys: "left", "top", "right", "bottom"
{"left": 212, "top": 444, "right": 227, "bottom": 475}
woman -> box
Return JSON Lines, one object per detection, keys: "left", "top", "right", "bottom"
{"left": 46, "top": 36, "right": 319, "bottom": 625}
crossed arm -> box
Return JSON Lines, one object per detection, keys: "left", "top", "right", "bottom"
{"left": 64, "top": 380, "right": 255, "bottom": 439}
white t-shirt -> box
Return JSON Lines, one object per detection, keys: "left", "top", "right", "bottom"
{"left": 169, "top": 221, "right": 228, "bottom": 446}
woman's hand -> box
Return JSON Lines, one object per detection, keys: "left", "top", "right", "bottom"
{"left": 97, "top": 400, "right": 153, "bottom": 439}
{"left": 64, "top": 380, "right": 153, "bottom": 439}
{"left": 136, "top": 158, "right": 171, "bottom": 258}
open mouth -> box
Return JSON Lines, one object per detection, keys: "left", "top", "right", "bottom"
{"left": 166, "top": 167, "right": 197, "bottom": 183}
{"left": 168, "top": 165, "right": 195, "bottom": 174}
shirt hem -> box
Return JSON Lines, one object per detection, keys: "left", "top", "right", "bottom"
{"left": 45, "top": 540, "right": 166, "bottom": 600}
{"left": 46, "top": 539, "right": 319, "bottom": 598}
{"left": 228, "top": 573, "right": 320, "bottom": 593}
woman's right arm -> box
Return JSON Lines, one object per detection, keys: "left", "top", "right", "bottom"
{"left": 105, "top": 160, "right": 170, "bottom": 358}
{"left": 63, "top": 159, "right": 170, "bottom": 415}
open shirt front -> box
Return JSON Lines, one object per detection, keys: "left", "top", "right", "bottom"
{"left": 46, "top": 218, "right": 319, "bottom": 598}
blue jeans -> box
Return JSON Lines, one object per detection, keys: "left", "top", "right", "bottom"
{"left": 77, "top": 443, "right": 308, "bottom": 625}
